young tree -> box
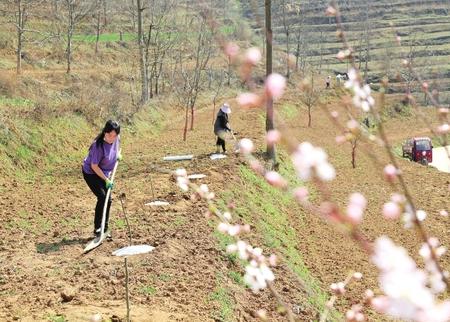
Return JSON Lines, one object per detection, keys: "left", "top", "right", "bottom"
{"left": 172, "top": 13, "right": 213, "bottom": 141}
{"left": 136, "top": 0, "right": 148, "bottom": 103}
{"left": 300, "top": 70, "right": 321, "bottom": 127}
{"left": 57, "top": 0, "right": 95, "bottom": 73}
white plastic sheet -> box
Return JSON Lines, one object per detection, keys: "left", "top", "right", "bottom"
{"left": 163, "top": 155, "right": 194, "bottom": 161}
{"left": 187, "top": 174, "right": 206, "bottom": 179}
{"left": 145, "top": 200, "right": 170, "bottom": 206}
{"left": 112, "top": 245, "right": 155, "bottom": 257}
{"left": 210, "top": 154, "right": 227, "bottom": 160}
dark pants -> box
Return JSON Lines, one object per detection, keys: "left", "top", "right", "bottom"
{"left": 216, "top": 136, "right": 226, "bottom": 152}
{"left": 83, "top": 170, "right": 112, "bottom": 234}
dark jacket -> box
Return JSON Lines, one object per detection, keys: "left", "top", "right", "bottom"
{"left": 214, "top": 110, "right": 230, "bottom": 135}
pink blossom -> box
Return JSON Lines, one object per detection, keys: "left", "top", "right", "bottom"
{"left": 223, "top": 212, "right": 232, "bottom": 221}
{"left": 335, "top": 135, "right": 346, "bottom": 144}
{"left": 175, "top": 168, "right": 187, "bottom": 177}
{"left": 350, "top": 193, "right": 367, "bottom": 209}
{"left": 364, "top": 289, "right": 374, "bottom": 300}
{"left": 437, "top": 123, "right": 450, "bottom": 134}
{"left": 264, "top": 171, "right": 286, "bottom": 187}
{"left": 265, "top": 73, "right": 286, "bottom": 100}
{"left": 293, "top": 187, "right": 309, "bottom": 202}
{"left": 416, "top": 209, "right": 427, "bottom": 222}
{"left": 256, "top": 309, "right": 267, "bottom": 320}
{"left": 176, "top": 176, "right": 189, "bottom": 192}
{"left": 249, "top": 159, "right": 264, "bottom": 173}
{"left": 224, "top": 42, "right": 239, "bottom": 59}
{"left": 371, "top": 236, "right": 450, "bottom": 321}
{"left": 291, "top": 142, "right": 335, "bottom": 182}
{"left": 336, "top": 50, "right": 347, "bottom": 61}
{"left": 236, "top": 92, "right": 261, "bottom": 109}
{"left": 331, "top": 110, "right": 339, "bottom": 118}
{"left": 269, "top": 254, "right": 277, "bottom": 266}
{"left": 347, "top": 119, "right": 359, "bottom": 131}
{"left": 227, "top": 225, "right": 241, "bottom": 236}
{"left": 330, "top": 282, "right": 345, "bottom": 295}
{"left": 353, "top": 272, "right": 363, "bottom": 280}
{"left": 439, "top": 210, "right": 448, "bottom": 217}
{"left": 347, "top": 204, "right": 364, "bottom": 224}
{"left": 438, "top": 108, "right": 449, "bottom": 115}
{"left": 239, "top": 138, "right": 254, "bottom": 154}
{"left": 266, "top": 129, "right": 281, "bottom": 145}
{"left": 244, "top": 47, "right": 261, "bottom": 65}
{"left": 325, "top": 6, "right": 337, "bottom": 16}
{"left": 382, "top": 202, "right": 401, "bottom": 219}
{"left": 391, "top": 193, "right": 405, "bottom": 204}
{"left": 217, "top": 222, "right": 229, "bottom": 233}
{"left": 383, "top": 164, "right": 398, "bottom": 181}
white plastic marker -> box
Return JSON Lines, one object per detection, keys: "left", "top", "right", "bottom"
{"left": 145, "top": 200, "right": 170, "bottom": 207}
{"left": 210, "top": 154, "right": 227, "bottom": 160}
{"left": 84, "top": 150, "right": 121, "bottom": 254}
{"left": 113, "top": 244, "right": 155, "bottom": 322}
{"left": 112, "top": 245, "right": 155, "bottom": 257}
{"left": 187, "top": 174, "right": 207, "bottom": 179}
{"left": 163, "top": 155, "right": 193, "bottom": 161}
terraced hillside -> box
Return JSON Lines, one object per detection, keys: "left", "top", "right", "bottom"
{"left": 241, "top": 0, "right": 450, "bottom": 104}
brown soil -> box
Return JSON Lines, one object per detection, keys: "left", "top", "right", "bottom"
{"left": 0, "top": 90, "right": 449, "bottom": 322}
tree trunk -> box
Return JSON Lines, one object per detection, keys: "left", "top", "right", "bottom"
{"left": 190, "top": 103, "right": 194, "bottom": 130}
{"left": 95, "top": 6, "right": 101, "bottom": 56}
{"left": 16, "top": 0, "right": 23, "bottom": 74}
{"left": 227, "top": 56, "right": 231, "bottom": 86}
{"left": 286, "top": 29, "right": 290, "bottom": 78}
{"left": 137, "top": 0, "right": 148, "bottom": 103}
{"left": 265, "top": 0, "right": 276, "bottom": 167}
{"left": 308, "top": 106, "right": 312, "bottom": 127}
{"left": 351, "top": 140, "right": 357, "bottom": 168}
{"left": 66, "top": 8, "right": 73, "bottom": 74}
{"left": 183, "top": 105, "right": 189, "bottom": 141}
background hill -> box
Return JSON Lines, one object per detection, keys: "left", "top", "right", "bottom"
{"left": 241, "top": 0, "right": 450, "bottom": 104}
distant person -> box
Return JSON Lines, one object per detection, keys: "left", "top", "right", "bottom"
{"left": 214, "top": 103, "right": 232, "bottom": 154}
{"left": 82, "top": 120, "right": 121, "bottom": 239}
{"left": 326, "top": 75, "right": 331, "bottom": 88}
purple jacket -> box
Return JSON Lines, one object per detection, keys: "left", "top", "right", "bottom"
{"left": 82, "top": 138, "right": 119, "bottom": 177}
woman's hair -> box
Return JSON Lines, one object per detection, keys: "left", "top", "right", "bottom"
{"left": 94, "top": 120, "right": 121, "bottom": 148}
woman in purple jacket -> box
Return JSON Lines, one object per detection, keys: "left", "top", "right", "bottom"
{"left": 82, "top": 120, "right": 121, "bottom": 238}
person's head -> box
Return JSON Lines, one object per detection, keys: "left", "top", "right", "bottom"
{"left": 95, "top": 120, "right": 120, "bottom": 146}
{"left": 220, "top": 102, "right": 231, "bottom": 114}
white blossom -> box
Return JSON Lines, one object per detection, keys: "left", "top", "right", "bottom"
{"left": 291, "top": 142, "right": 335, "bottom": 182}
{"left": 372, "top": 236, "right": 450, "bottom": 321}
{"left": 344, "top": 68, "right": 375, "bottom": 112}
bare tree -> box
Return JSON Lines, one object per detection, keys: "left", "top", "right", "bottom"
{"left": 136, "top": 0, "right": 148, "bottom": 102}
{"left": 300, "top": 70, "right": 321, "bottom": 127}
{"left": 1, "top": 0, "right": 45, "bottom": 74}
{"left": 92, "top": 0, "right": 107, "bottom": 56}
{"left": 172, "top": 13, "right": 213, "bottom": 141}
{"left": 56, "top": 0, "right": 95, "bottom": 73}
{"left": 144, "top": 0, "right": 177, "bottom": 98}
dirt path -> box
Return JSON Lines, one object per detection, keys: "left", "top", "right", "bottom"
{"left": 430, "top": 146, "right": 450, "bottom": 173}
